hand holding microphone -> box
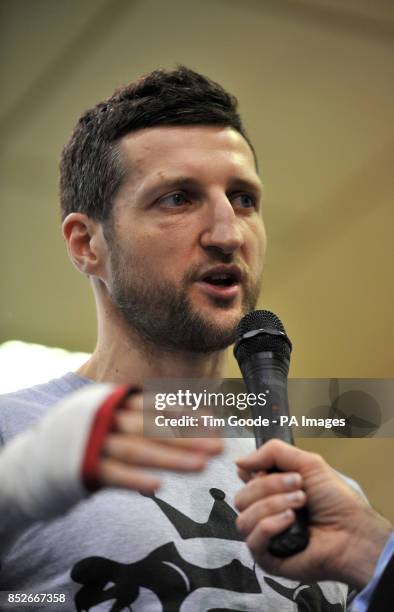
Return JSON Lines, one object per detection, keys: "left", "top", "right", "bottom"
{"left": 234, "top": 439, "right": 393, "bottom": 588}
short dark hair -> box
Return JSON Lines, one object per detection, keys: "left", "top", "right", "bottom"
{"left": 60, "top": 66, "right": 255, "bottom": 223}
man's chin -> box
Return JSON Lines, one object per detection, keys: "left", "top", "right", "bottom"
{"left": 194, "top": 295, "right": 241, "bottom": 315}
{"left": 189, "top": 302, "right": 244, "bottom": 345}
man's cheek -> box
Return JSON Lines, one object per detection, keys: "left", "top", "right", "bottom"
{"left": 249, "top": 233, "right": 266, "bottom": 271}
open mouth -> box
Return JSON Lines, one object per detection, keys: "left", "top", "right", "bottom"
{"left": 196, "top": 267, "right": 242, "bottom": 300}
{"left": 202, "top": 272, "right": 238, "bottom": 287}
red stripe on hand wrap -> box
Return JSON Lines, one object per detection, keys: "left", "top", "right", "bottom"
{"left": 81, "top": 385, "right": 139, "bottom": 492}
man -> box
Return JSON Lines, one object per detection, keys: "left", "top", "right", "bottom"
{"left": 235, "top": 439, "right": 394, "bottom": 611}
{"left": 0, "top": 67, "right": 358, "bottom": 610}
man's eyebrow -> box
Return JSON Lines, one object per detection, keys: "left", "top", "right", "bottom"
{"left": 226, "top": 177, "right": 263, "bottom": 195}
{"left": 143, "top": 175, "right": 263, "bottom": 195}
{"left": 135, "top": 176, "right": 196, "bottom": 199}
{"left": 148, "top": 176, "right": 200, "bottom": 190}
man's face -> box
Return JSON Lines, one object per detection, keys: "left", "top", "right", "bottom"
{"left": 104, "top": 125, "right": 266, "bottom": 353}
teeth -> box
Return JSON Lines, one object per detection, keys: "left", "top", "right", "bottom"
{"left": 204, "top": 272, "right": 235, "bottom": 287}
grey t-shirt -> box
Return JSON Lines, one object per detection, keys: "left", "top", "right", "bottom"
{"left": 0, "top": 373, "right": 353, "bottom": 611}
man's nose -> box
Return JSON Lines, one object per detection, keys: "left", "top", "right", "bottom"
{"left": 200, "top": 197, "right": 244, "bottom": 255}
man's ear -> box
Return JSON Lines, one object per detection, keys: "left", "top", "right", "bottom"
{"left": 62, "top": 213, "right": 108, "bottom": 278}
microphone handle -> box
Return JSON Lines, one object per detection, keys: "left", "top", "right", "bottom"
{"left": 240, "top": 354, "right": 309, "bottom": 557}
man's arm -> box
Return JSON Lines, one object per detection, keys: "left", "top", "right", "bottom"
{"left": 234, "top": 439, "right": 393, "bottom": 591}
{"left": 0, "top": 384, "right": 222, "bottom": 556}
{"left": 353, "top": 535, "right": 394, "bottom": 612}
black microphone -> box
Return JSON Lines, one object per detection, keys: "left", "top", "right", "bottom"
{"left": 234, "top": 309, "right": 309, "bottom": 557}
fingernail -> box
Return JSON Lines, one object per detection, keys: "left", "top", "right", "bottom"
{"left": 205, "top": 439, "right": 224, "bottom": 451}
{"left": 184, "top": 455, "right": 204, "bottom": 468}
{"left": 236, "top": 515, "right": 246, "bottom": 533}
{"left": 287, "top": 490, "right": 304, "bottom": 502}
{"left": 283, "top": 473, "right": 301, "bottom": 486}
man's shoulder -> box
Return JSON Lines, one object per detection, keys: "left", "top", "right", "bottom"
{"left": 0, "top": 372, "right": 91, "bottom": 407}
{"left": 0, "top": 372, "right": 92, "bottom": 443}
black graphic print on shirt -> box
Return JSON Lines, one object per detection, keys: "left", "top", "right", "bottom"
{"left": 265, "top": 578, "right": 344, "bottom": 612}
{"left": 71, "top": 488, "right": 346, "bottom": 611}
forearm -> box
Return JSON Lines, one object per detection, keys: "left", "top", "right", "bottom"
{"left": 0, "top": 384, "right": 115, "bottom": 555}
{"left": 342, "top": 508, "right": 393, "bottom": 590}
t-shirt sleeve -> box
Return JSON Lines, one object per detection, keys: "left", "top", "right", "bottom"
{"left": 0, "top": 384, "right": 136, "bottom": 558}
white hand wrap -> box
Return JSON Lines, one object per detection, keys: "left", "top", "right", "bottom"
{"left": 0, "top": 384, "right": 115, "bottom": 555}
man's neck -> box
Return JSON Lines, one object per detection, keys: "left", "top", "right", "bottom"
{"left": 77, "top": 317, "right": 227, "bottom": 386}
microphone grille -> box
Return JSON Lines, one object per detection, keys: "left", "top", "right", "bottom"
{"left": 234, "top": 310, "right": 291, "bottom": 365}
{"left": 237, "top": 310, "right": 286, "bottom": 337}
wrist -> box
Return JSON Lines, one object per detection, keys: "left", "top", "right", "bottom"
{"left": 341, "top": 509, "right": 392, "bottom": 589}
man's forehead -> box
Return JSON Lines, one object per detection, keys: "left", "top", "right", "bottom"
{"left": 118, "top": 125, "right": 258, "bottom": 177}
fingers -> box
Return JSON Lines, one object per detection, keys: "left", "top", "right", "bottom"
{"left": 236, "top": 490, "right": 305, "bottom": 538}
{"left": 102, "top": 434, "right": 214, "bottom": 472}
{"left": 236, "top": 439, "right": 324, "bottom": 475}
{"left": 159, "top": 437, "right": 224, "bottom": 455}
{"left": 237, "top": 465, "right": 253, "bottom": 484}
{"left": 235, "top": 471, "right": 302, "bottom": 511}
{"left": 245, "top": 509, "right": 296, "bottom": 560}
{"left": 96, "top": 392, "right": 224, "bottom": 494}
{"left": 114, "top": 410, "right": 143, "bottom": 435}
{"left": 114, "top": 395, "right": 224, "bottom": 456}
{"left": 124, "top": 393, "right": 144, "bottom": 412}
{"left": 97, "top": 457, "right": 161, "bottom": 494}
{"left": 235, "top": 469, "right": 306, "bottom": 560}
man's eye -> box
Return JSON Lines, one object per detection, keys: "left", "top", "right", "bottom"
{"left": 159, "top": 193, "right": 188, "bottom": 207}
{"left": 232, "top": 193, "right": 256, "bottom": 209}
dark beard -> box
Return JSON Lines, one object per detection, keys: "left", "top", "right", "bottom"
{"left": 108, "top": 256, "right": 261, "bottom": 354}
